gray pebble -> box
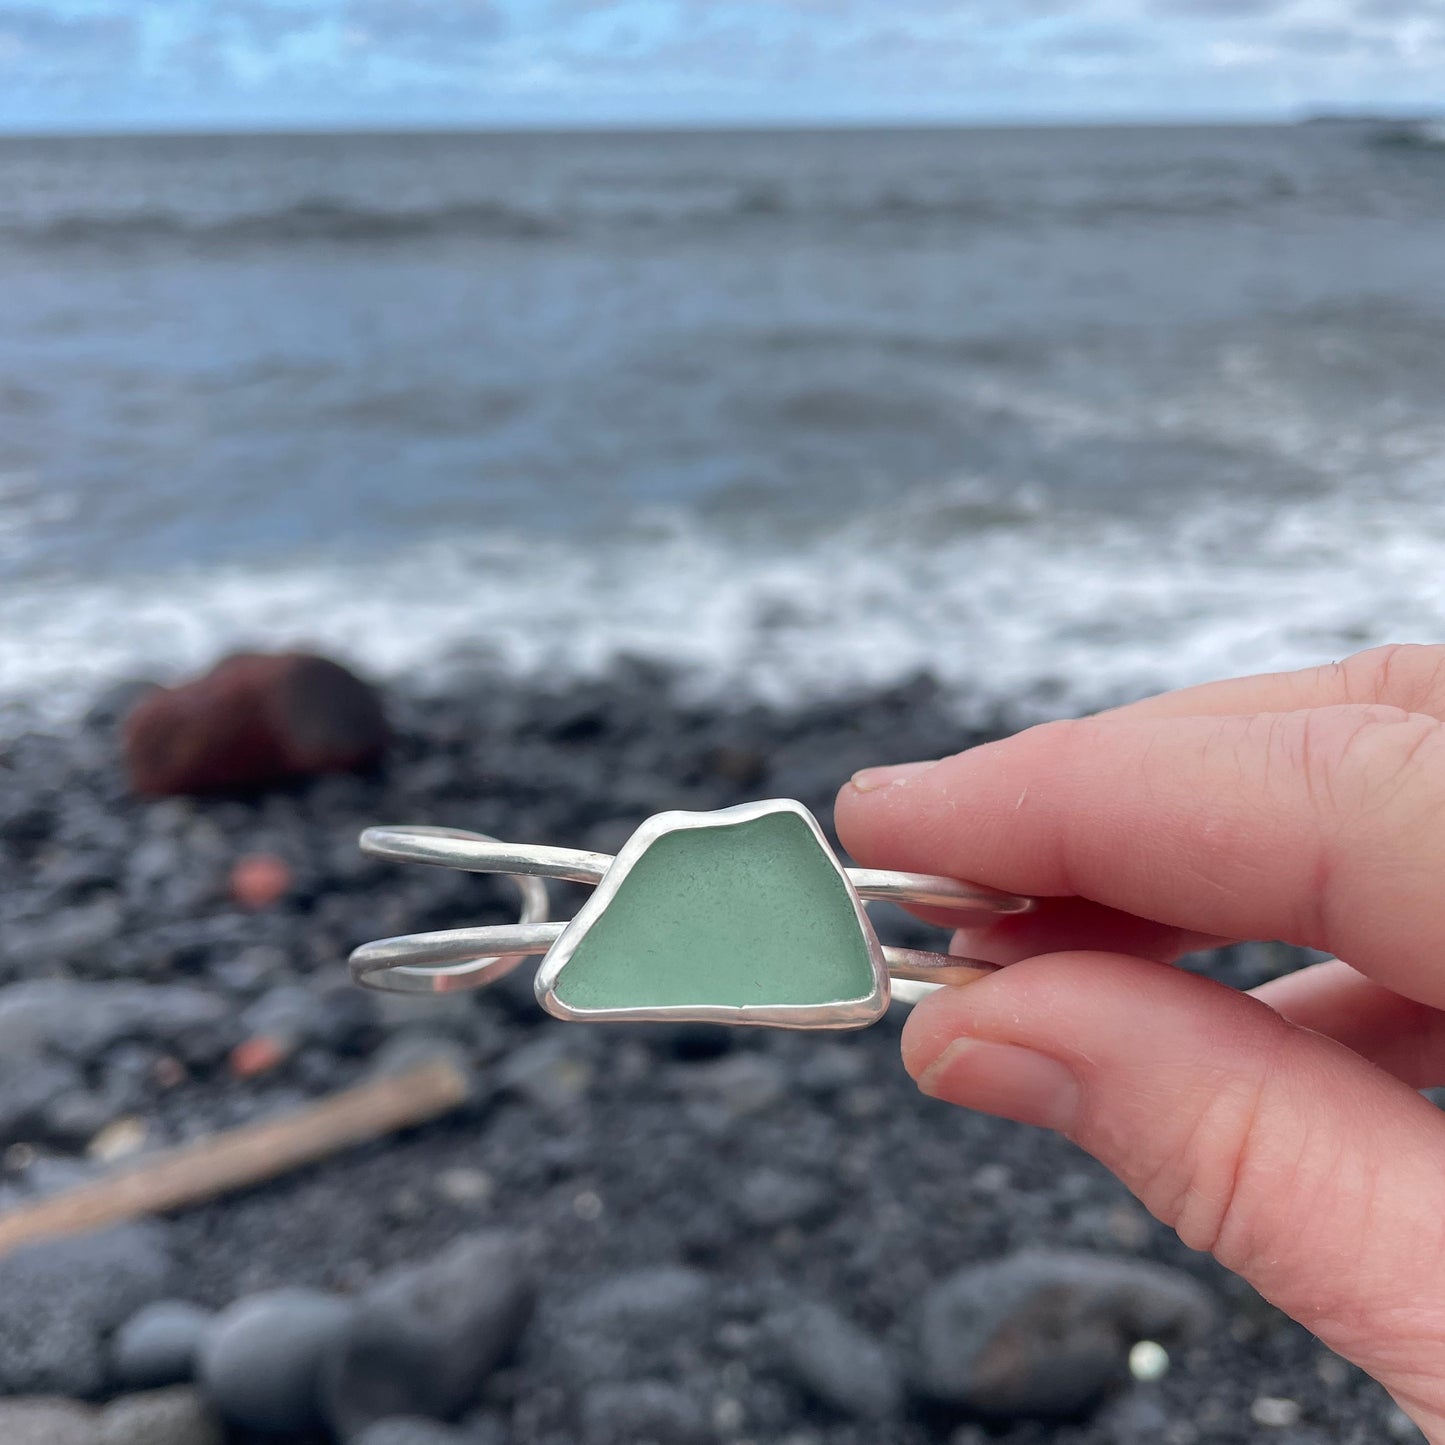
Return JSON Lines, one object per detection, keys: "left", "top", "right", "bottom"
{"left": 571, "top": 1266, "right": 712, "bottom": 1332}
{"left": 458, "top": 1410, "right": 508, "bottom": 1445}
{"left": 97, "top": 1387, "right": 222, "bottom": 1445}
{"left": 0, "top": 980, "right": 228, "bottom": 1066}
{"left": 914, "top": 1249, "right": 1217, "bottom": 1418}
{"left": 1388, "top": 1406, "right": 1429, "bottom": 1441}
{"left": 234, "top": 977, "right": 371, "bottom": 1055}
{"left": 371, "top": 991, "right": 474, "bottom": 1035}
{"left": 553, "top": 1267, "right": 713, "bottom": 1385}
{"left": 321, "top": 1230, "right": 534, "bottom": 1437}
{"left": 678, "top": 1052, "right": 785, "bottom": 1116}
{"left": 946, "top": 1428, "right": 991, "bottom": 1445}
{"left": 126, "top": 836, "right": 184, "bottom": 891}
{"left": 770, "top": 1301, "right": 902, "bottom": 1420}
{"left": 367, "top": 1030, "right": 474, "bottom": 1089}
{"left": 795, "top": 1043, "right": 870, "bottom": 1093}
{"left": 306, "top": 976, "right": 378, "bottom": 1052}
{"left": 101, "top": 1045, "right": 165, "bottom": 1114}
{"left": 0, "top": 899, "right": 124, "bottom": 973}
{"left": 36, "top": 847, "right": 115, "bottom": 902}
{"left": 735, "top": 1168, "right": 831, "bottom": 1231}
{"left": 0, "top": 1057, "right": 84, "bottom": 1143}
{"left": 208, "top": 945, "right": 288, "bottom": 995}
{"left": 497, "top": 1035, "right": 593, "bottom": 1112}
{"left": 0, "top": 1398, "right": 99, "bottom": 1445}
{"left": 240, "top": 984, "right": 316, "bottom": 1044}
{"left": 110, "top": 1301, "right": 212, "bottom": 1390}
{"left": 38, "top": 1088, "right": 119, "bottom": 1147}
{"left": 1093, "top": 1390, "right": 1174, "bottom": 1437}
{"left": 351, "top": 1421, "right": 474, "bottom": 1445}
{"left": 580, "top": 1379, "right": 709, "bottom": 1443}
{"left": 0, "top": 1224, "right": 175, "bottom": 1397}
{"left": 199, "top": 1287, "right": 353, "bottom": 1433}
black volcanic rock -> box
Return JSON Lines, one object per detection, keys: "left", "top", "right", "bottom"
{"left": 0, "top": 1226, "right": 175, "bottom": 1398}
{"left": 320, "top": 1232, "right": 534, "bottom": 1437}
{"left": 914, "top": 1250, "right": 1218, "bottom": 1419}
{"left": 199, "top": 1289, "right": 353, "bottom": 1433}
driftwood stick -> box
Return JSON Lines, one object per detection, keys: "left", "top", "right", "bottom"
{"left": 0, "top": 1059, "right": 470, "bottom": 1258}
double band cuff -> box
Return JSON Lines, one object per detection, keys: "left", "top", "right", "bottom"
{"left": 349, "top": 800, "right": 1034, "bottom": 1030}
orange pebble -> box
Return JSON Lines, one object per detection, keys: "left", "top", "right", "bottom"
{"left": 230, "top": 852, "right": 293, "bottom": 909}
{"left": 230, "top": 1034, "right": 290, "bottom": 1079}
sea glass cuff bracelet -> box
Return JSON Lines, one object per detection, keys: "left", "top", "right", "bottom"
{"left": 349, "top": 798, "right": 1035, "bottom": 1030}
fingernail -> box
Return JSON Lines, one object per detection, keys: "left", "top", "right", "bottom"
{"left": 915, "top": 1038, "right": 1080, "bottom": 1133}
{"left": 850, "top": 759, "right": 939, "bottom": 793}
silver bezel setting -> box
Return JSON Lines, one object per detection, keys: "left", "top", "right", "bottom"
{"left": 533, "top": 798, "right": 891, "bottom": 1030}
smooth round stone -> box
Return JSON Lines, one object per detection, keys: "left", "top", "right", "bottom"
{"left": 199, "top": 1288, "right": 353, "bottom": 1433}
{"left": 320, "top": 1231, "right": 533, "bottom": 1438}
{"left": 579, "top": 1380, "right": 709, "bottom": 1444}
{"left": 550, "top": 1267, "right": 713, "bottom": 1386}
{"left": 97, "top": 1388, "right": 222, "bottom": 1445}
{"left": 0, "top": 1399, "right": 99, "bottom": 1445}
{"left": 769, "top": 1302, "right": 902, "bottom": 1420}
{"left": 351, "top": 1421, "right": 473, "bottom": 1445}
{"left": 914, "top": 1250, "right": 1216, "bottom": 1419}
{"left": 735, "top": 1168, "right": 831, "bottom": 1231}
{"left": 110, "top": 1302, "right": 212, "bottom": 1390}
{"left": 0, "top": 1225, "right": 175, "bottom": 1398}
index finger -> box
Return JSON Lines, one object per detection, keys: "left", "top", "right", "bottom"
{"left": 836, "top": 702, "right": 1445, "bottom": 1009}
{"left": 1104, "top": 642, "right": 1445, "bottom": 723}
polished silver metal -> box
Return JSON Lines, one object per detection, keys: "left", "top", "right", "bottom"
{"left": 350, "top": 833, "right": 552, "bottom": 995}
{"left": 349, "top": 799, "right": 1026, "bottom": 1025}
{"left": 361, "top": 826, "right": 614, "bottom": 887}
{"left": 359, "top": 824, "right": 1033, "bottom": 916}
{"left": 350, "top": 920, "right": 562, "bottom": 994}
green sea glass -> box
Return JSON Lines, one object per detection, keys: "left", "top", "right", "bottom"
{"left": 551, "top": 809, "right": 877, "bottom": 1012}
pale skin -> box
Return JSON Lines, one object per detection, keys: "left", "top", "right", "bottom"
{"left": 835, "top": 642, "right": 1445, "bottom": 1442}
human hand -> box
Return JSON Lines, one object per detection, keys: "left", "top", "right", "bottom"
{"left": 835, "top": 643, "right": 1445, "bottom": 1441}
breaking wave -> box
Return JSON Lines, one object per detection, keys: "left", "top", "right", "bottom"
{"left": 4, "top": 485, "right": 1443, "bottom": 730}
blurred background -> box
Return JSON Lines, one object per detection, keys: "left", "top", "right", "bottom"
{"left": 0, "top": 4, "right": 1442, "bottom": 1445}
{"left": 2, "top": 3, "right": 1445, "bottom": 722}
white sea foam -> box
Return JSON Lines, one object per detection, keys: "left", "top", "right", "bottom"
{"left": 3, "top": 486, "right": 1443, "bottom": 730}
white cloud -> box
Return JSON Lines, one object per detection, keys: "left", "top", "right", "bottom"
{"left": 0, "top": 0, "right": 1439, "bottom": 127}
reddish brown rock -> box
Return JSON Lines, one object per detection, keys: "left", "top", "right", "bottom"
{"left": 124, "top": 653, "right": 388, "bottom": 797}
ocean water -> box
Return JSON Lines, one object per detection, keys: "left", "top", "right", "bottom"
{"left": 2, "top": 124, "right": 1444, "bottom": 725}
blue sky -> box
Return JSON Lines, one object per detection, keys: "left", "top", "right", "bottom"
{"left": 0, "top": 0, "right": 1440, "bottom": 131}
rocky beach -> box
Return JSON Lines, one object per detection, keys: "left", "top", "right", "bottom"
{"left": 0, "top": 661, "right": 1418, "bottom": 1444}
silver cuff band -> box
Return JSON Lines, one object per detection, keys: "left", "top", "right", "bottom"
{"left": 351, "top": 921, "right": 996, "bottom": 997}
{"left": 349, "top": 817, "right": 1026, "bottom": 1011}
{"left": 358, "top": 825, "right": 1033, "bottom": 918}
